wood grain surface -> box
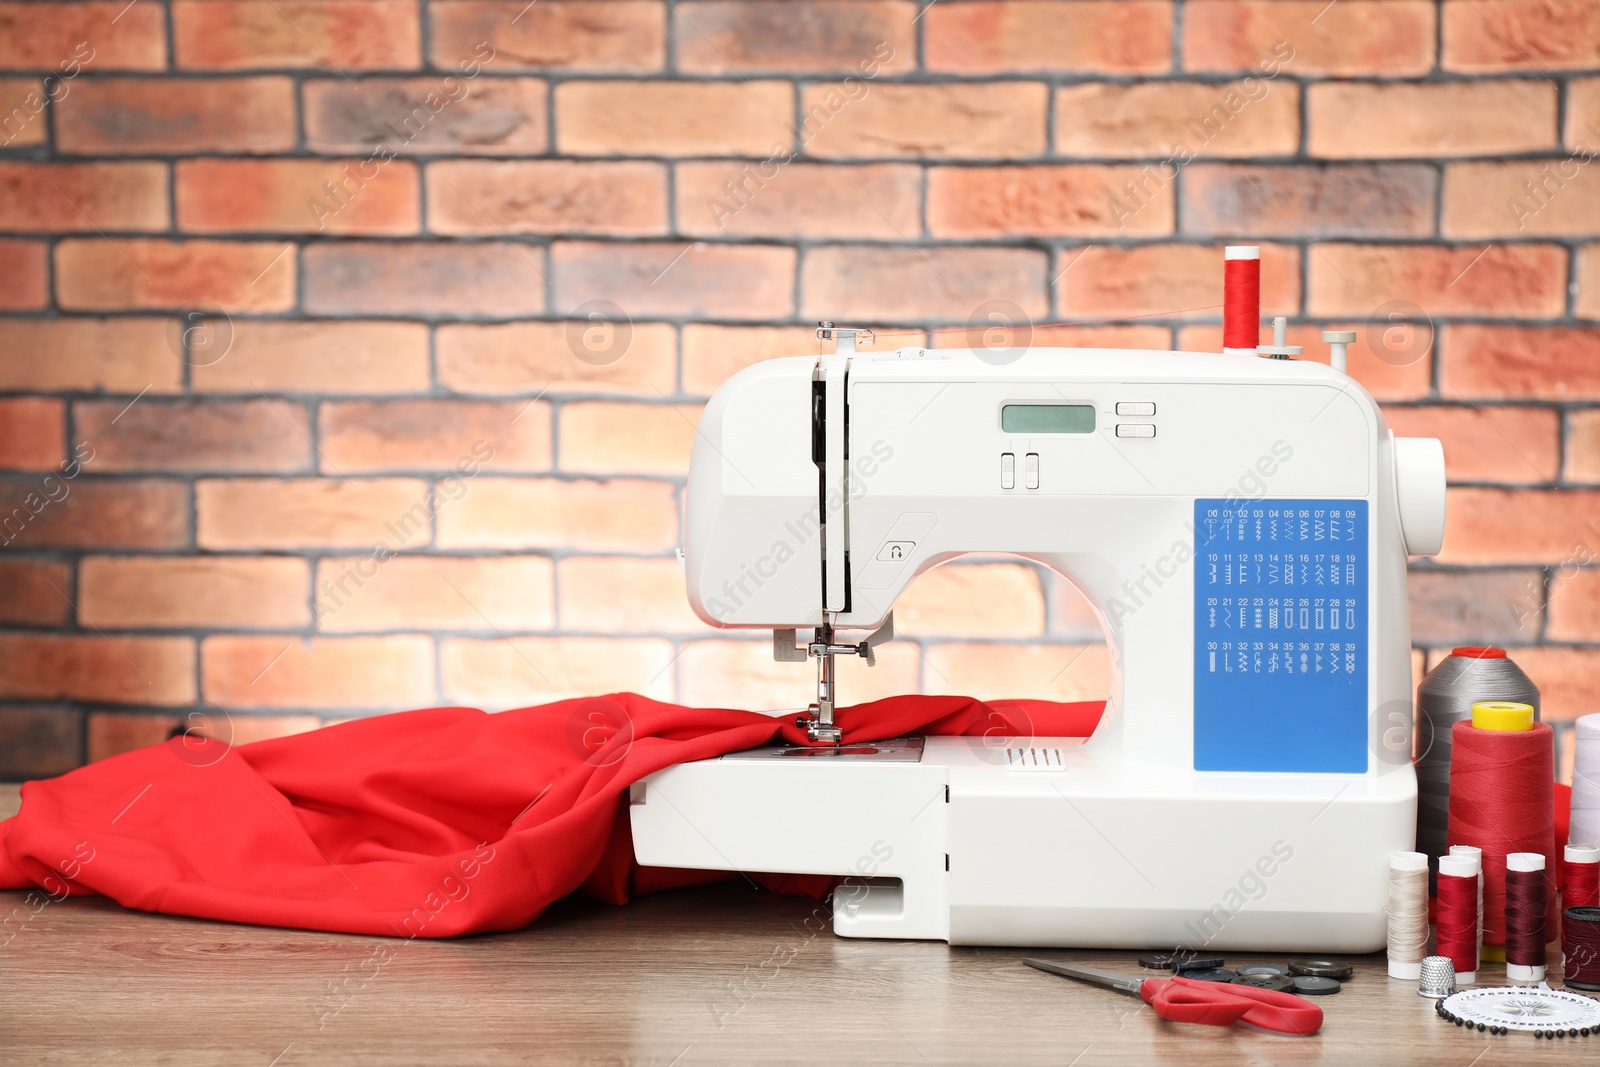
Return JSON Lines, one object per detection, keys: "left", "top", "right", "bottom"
{"left": 0, "top": 784, "right": 1592, "bottom": 1066}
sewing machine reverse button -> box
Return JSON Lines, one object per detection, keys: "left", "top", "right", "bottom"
{"left": 877, "top": 541, "right": 915, "bottom": 562}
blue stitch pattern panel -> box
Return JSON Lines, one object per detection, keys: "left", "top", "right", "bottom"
{"left": 1193, "top": 500, "right": 1369, "bottom": 773}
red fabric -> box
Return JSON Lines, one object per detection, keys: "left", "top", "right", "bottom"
{"left": 0, "top": 693, "right": 1103, "bottom": 937}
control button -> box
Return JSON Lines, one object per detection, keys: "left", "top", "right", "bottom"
{"left": 877, "top": 541, "right": 915, "bottom": 562}
{"left": 1116, "top": 424, "right": 1156, "bottom": 438}
{"left": 1001, "top": 452, "right": 1015, "bottom": 489}
{"left": 1025, "top": 453, "right": 1040, "bottom": 490}
{"left": 1116, "top": 402, "right": 1156, "bottom": 416}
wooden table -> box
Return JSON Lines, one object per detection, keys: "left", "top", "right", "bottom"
{"left": 0, "top": 786, "right": 1591, "bottom": 1066}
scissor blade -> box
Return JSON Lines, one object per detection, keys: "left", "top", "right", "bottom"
{"left": 1023, "top": 958, "right": 1144, "bottom": 996}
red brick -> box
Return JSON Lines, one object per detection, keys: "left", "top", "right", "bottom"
{"left": 1582, "top": 244, "right": 1600, "bottom": 321}
{"left": 173, "top": 0, "right": 419, "bottom": 70}
{"left": 203, "top": 635, "right": 434, "bottom": 710}
{"left": 1383, "top": 405, "right": 1559, "bottom": 485}
{"left": 803, "top": 245, "right": 1047, "bottom": 323}
{"left": 1308, "top": 244, "right": 1567, "bottom": 320}
{"left": 1185, "top": 0, "right": 1435, "bottom": 76}
{"left": 894, "top": 563, "right": 1045, "bottom": 638}
{"left": 556, "top": 81, "right": 792, "bottom": 156}
{"left": 0, "top": 239, "right": 46, "bottom": 309}
{"left": 56, "top": 239, "right": 295, "bottom": 313}
{"left": 304, "top": 76, "right": 548, "bottom": 156}
{"left": 559, "top": 402, "right": 700, "bottom": 476}
{"left": 1055, "top": 81, "right": 1298, "bottom": 158}
{"left": 1566, "top": 410, "right": 1600, "bottom": 483}
{"left": 676, "top": 161, "right": 920, "bottom": 240}
{"left": 928, "top": 165, "right": 1171, "bottom": 238}
{"left": 1442, "top": 161, "right": 1600, "bottom": 238}
{"left": 427, "top": 160, "right": 666, "bottom": 237}
{"left": 319, "top": 400, "right": 548, "bottom": 473}
{"left": 1308, "top": 81, "right": 1557, "bottom": 159}
{"left": 804, "top": 82, "right": 1047, "bottom": 159}
{"left": 557, "top": 556, "right": 708, "bottom": 634}
{"left": 196, "top": 478, "right": 431, "bottom": 550}
{"left": 1436, "top": 488, "right": 1600, "bottom": 563}
{"left": 553, "top": 241, "right": 793, "bottom": 320}
{"left": 1407, "top": 568, "right": 1543, "bottom": 646}
{"left": 0, "top": 559, "right": 72, "bottom": 627}
{"left": 0, "top": 634, "right": 195, "bottom": 705}
{"left": 315, "top": 555, "right": 553, "bottom": 633}
{"left": 1443, "top": 325, "right": 1600, "bottom": 400}
{"left": 74, "top": 398, "right": 311, "bottom": 473}
{"left": 1567, "top": 78, "right": 1600, "bottom": 152}
{"left": 177, "top": 159, "right": 420, "bottom": 236}
{"left": 0, "top": 477, "right": 187, "bottom": 550}
{"left": 429, "top": 0, "right": 664, "bottom": 72}
{"left": 0, "top": 318, "right": 183, "bottom": 394}
{"left": 191, "top": 321, "right": 431, "bottom": 395}
{"left": 0, "top": 2, "right": 166, "bottom": 71}
{"left": 440, "top": 636, "right": 674, "bottom": 706}
{"left": 80, "top": 556, "right": 311, "bottom": 629}
{"left": 55, "top": 77, "right": 296, "bottom": 154}
{"left": 303, "top": 241, "right": 544, "bottom": 317}
{"left": 87, "top": 711, "right": 183, "bottom": 763}
{"left": 1058, "top": 243, "right": 1300, "bottom": 320}
{"left": 436, "top": 321, "right": 677, "bottom": 397}
{"left": 1549, "top": 567, "right": 1600, "bottom": 640}
{"left": 0, "top": 79, "right": 47, "bottom": 147}
{"left": 0, "top": 162, "right": 168, "bottom": 233}
{"left": 926, "top": 1, "right": 1171, "bottom": 74}
{"left": 924, "top": 643, "right": 1110, "bottom": 703}
{"left": 435, "top": 478, "right": 677, "bottom": 552}
{"left": 0, "top": 398, "right": 63, "bottom": 470}
{"left": 676, "top": 1, "right": 914, "bottom": 74}
{"left": 0, "top": 708, "right": 81, "bottom": 779}
{"left": 1181, "top": 164, "right": 1438, "bottom": 239}
{"left": 1442, "top": 0, "right": 1600, "bottom": 72}
{"left": 675, "top": 639, "right": 918, "bottom": 708}
{"left": 682, "top": 324, "right": 826, "bottom": 396}
{"left": 1497, "top": 647, "right": 1600, "bottom": 722}
{"left": 1177, "top": 321, "right": 1433, "bottom": 401}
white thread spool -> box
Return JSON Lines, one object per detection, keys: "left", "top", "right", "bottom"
{"left": 1450, "top": 844, "right": 1484, "bottom": 957}
{"left": 1387, "top": 850, "right": 1429, "bottom": 979}
{"left": 1507, "top": 852, "right": 1547, "bottom": 984}
{"left": 1440, "top": 852, "right": 1480, "bottom": 985}
{"left": 1572, "top": 713, "right": 1600, "bottom": 852}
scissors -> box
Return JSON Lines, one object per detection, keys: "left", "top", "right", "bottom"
{"left": 1023, "top": 958, "right": 1323, "bottom": 1035}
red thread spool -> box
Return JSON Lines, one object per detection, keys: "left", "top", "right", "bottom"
{"left": 1565, "top": 906, "right": 1600, "bottom": 991}
{"left": 1566, "top": 844, "right": 1600, "bottom": 908}
{"left": 1446, "top": 705, "right": 1557, "bottom": 948}
{"left": 1506, "top": 853, "right": 1547, "bottom": 982}
{"left": 1437, "top": 853, "right": 1480, "bottom": 982}
{"left": 1222, "top": 245, "right": 1260, "bottom": 354}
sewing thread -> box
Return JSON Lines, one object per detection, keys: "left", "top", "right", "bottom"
{"left": 1437, "top": 853, "right": 1480, "bottom": 984}
{"left": 1564, "top": 906, "right": 1600, "bottom": 992}
{"left": 1221, "top": 246, "right": 1260, "bottom": 354}
{"left": 1450, "top": 844, "right": 1484, "bottom": 957}
{"left": 1387, "top": 851, "right": 1429, "bottom": 979}
{"left": 1573, "top": 714, "right": 1600, "bottom": 855}
{"left": 1566, "top": 844, "right": 1600, "bottom": 910}
{"left": 1506, "top": 853, "right": 1547, "bottom": 983}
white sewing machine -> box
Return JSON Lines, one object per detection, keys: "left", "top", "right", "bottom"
{"left": 630, "top": 322, "right": 1444, "bottom": 952}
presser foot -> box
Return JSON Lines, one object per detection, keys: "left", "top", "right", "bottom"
{"left": 799, "top": 704, "right": 844, "bottom": 744}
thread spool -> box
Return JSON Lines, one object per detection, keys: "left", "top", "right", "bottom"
{"left": 1222, "top": 246, "right": 1260, "bottom": 355}
{"left": 1447, "top": 701, "right": 1557, "bottom": 952}
{"left": 1450, "top": 844, "right": 1484, "bottom": 957}
{"left": 1387, "top": 851, "right": 1430, "bottom": 979}
{"left": 1573, "top": 714, "right": 1600, "bottom": 853}
{"left": 1566, "top": 844, "right": 1600, "bottom": 909}
{"left": 1438, "top": 852, "right": 1481, "bottom": 984}
{"left": 1565, "top": 906, "right": 1600, "bottom": 992}
{"left": 1506, "top": 852, "right": 1548, "bottom": 983}
{"left": 1416, "top": 648, "right": 1540, "bottom": 887}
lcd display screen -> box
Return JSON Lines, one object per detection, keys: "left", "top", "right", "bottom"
{"left": 1001, "top": 404, "right": 1096, "bottom": 434}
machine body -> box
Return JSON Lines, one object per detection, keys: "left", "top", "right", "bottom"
{"left": 630, "top": 340, "right": 1445, "bottom": 951}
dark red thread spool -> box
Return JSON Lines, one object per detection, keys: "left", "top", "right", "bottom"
{"left": 1437, "top": 853, "right": 1480, "bottom": 982}
{"left": 1566, "top": 844, "right": 1600, "bottom": 908}
{"left": 1222, "top": 245, "right": 1260, "bottom": 355}
{"left": 1446, "top": 707, "right": 1557, "bottom": 950}
{"left": 1565, "top": 906, "right": 1600, "bottom": 991}
{"left": 1506, "top": 853, "right": 1547, "bottom": 982}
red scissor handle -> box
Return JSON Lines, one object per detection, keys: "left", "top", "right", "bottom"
{"left": 1139, "top": 976, "right": 1323, "bottom": 1035}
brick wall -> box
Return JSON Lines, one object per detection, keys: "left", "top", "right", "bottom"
{"left": 1, "top": 0, "right": 1597, "bottom": 779}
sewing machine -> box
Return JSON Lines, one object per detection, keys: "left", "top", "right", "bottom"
{"left": 630, "top": 325, "right": 1444, "bottom": 951}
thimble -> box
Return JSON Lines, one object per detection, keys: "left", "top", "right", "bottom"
{"left": 1417, "top": 956, "right": 1455, "bottom": 999}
